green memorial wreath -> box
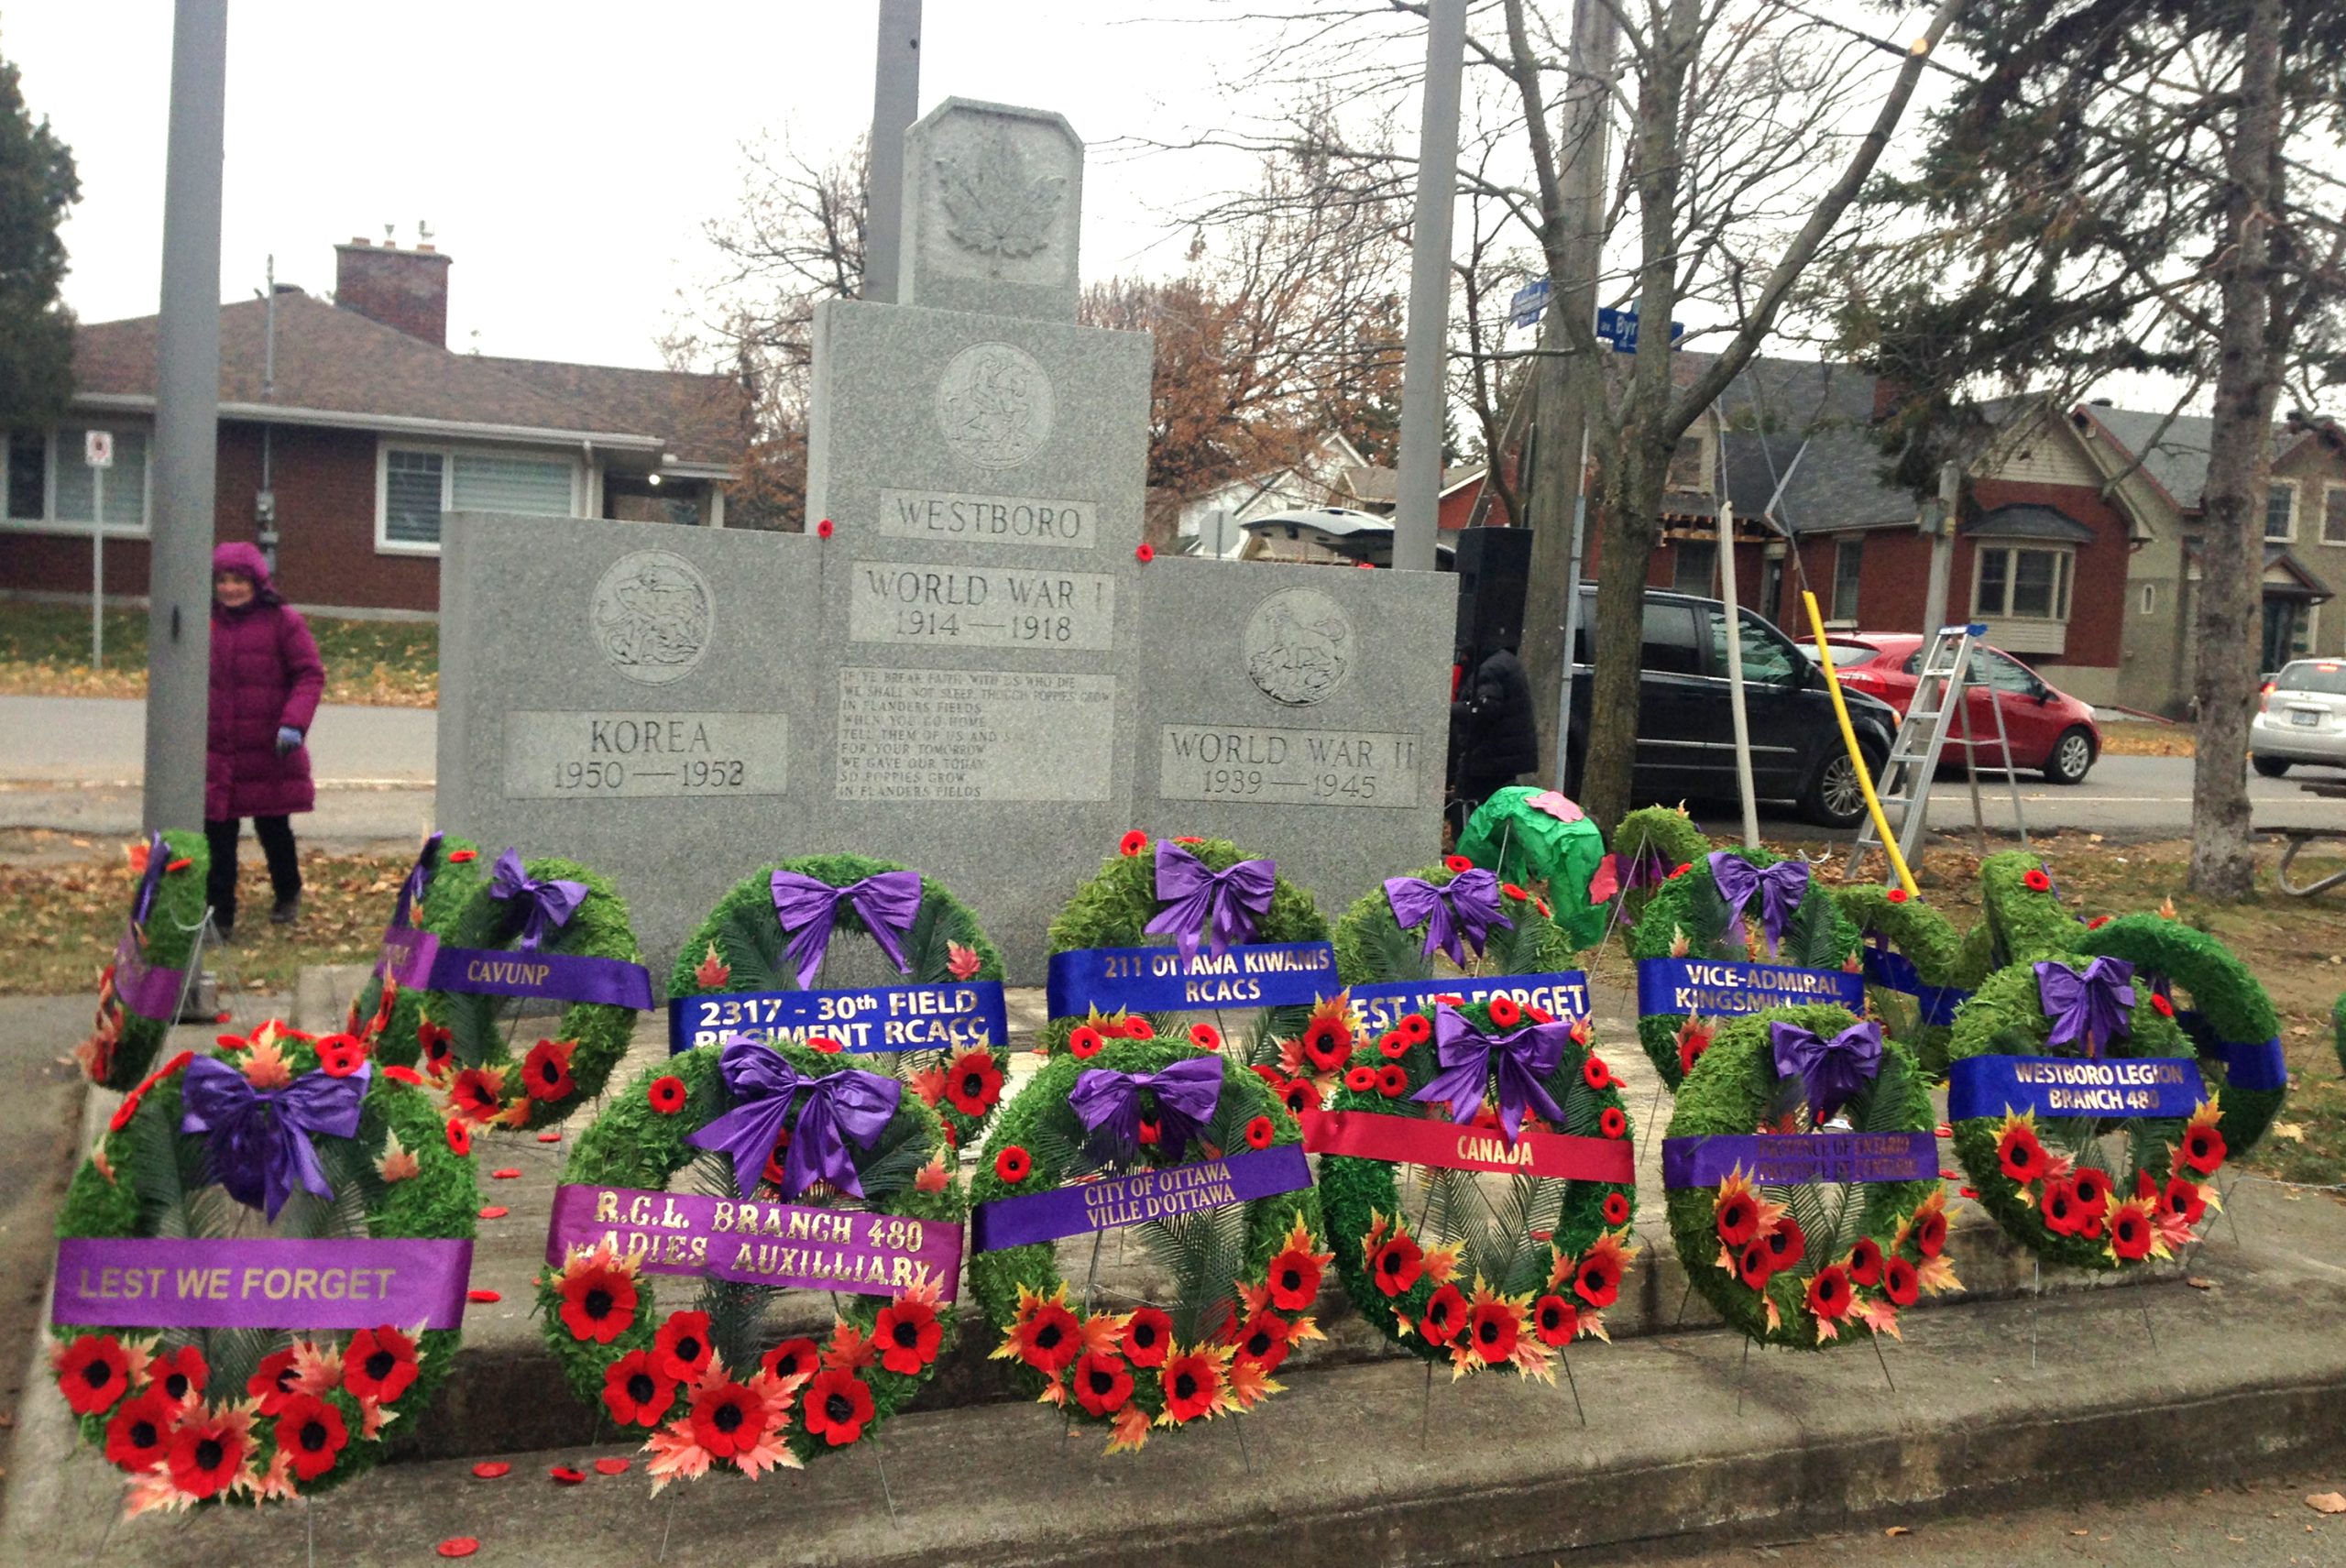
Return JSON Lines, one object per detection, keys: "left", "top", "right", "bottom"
{"left": 1663, "top": 1004, "right": 1954, "bottom": 1349}
{"left": 1038, "top": 831, "right": 1329, "bottom": 1058}
{"left": 1606, "top": 806, "right": 1712, "bottom": 927}
{"left": 348, "top": 833, "right": 485, "bottom": 1069}
{"left": 2079, "top": 914, "right": 2286, "bottom": 1158}
{"left": 1978, "top": 850, "right": 2085, "bottom": 967}
{"left": 537, "top": 1038, "right": 964, "bottom": 1482}
{"left": 1628, "top": 850, "right": 1859, "bottom": 1091}
{"left": 668, "top": 855, "right": 1010, "bottom": 1149}
{"left": 1834, "top": 884, "right": 1972, "bottom": 1079}
{"left": 1317, "top": 997, "right": 1637, "bottom": 1376}
{"left": 79, "top": 831, "right": 210, "bottom": 1091}
{"left": 1945, "top": 959, "right": 2217, "bottom": 1273}
{"left": 969, "top": 1039, "right": 1323, "bottom": 1453}
{"left": 1332, "top": 858, "right": 1577, "bottom": 986}
{"left": 53, "top": 1024, "right": 476, "bottom": 1511}
{"left": 414, "top": 854, "right": 646, "bottom": 1134}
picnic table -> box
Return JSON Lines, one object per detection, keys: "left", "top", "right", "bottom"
{"left": 2267, "top": 777, "right": 2346, "bottom": 895}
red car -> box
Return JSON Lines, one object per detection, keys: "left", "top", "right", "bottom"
{"left": 1817, "top": 633, "right": 2102, "bottom": 784}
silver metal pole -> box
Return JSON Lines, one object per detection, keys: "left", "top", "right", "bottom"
{"left": 864, "top": 0, "right": 922, "bottom": 303}
{"left": 91, "top": 463, "right": 104, "bottom": 670}
{"left": 1713, "top": 409, "right": 1760, "bottom": 848}
{"left": 1552, "top": 425, "right": 1590, "bottom": 791}
{"left": 1394, "top": 0, "right": 1465, "bottom": 573}
{"left": 143, "top": 0, "right": 227, "bottom": 836}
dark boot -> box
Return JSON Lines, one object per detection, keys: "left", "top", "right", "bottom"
{"left": 269, "top": 893, "right": 301, "bottom": 926}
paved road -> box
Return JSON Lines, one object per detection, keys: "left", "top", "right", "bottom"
{"left": 0, "top": 692, "right": 432, "bottom": 784}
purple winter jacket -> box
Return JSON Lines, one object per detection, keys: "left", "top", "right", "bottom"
{"left": 206, "top": 542, "right": 324, "bottom": 820}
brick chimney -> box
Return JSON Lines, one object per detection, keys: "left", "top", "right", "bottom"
{"left": 334, "top": 237, "right": 451, "bottom": 346}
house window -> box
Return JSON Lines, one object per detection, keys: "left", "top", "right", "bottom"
{"left": 1972, "top": 545, "right": 2074, "bottom": 620}
{"left": 2266, "top": 481, "right": 2297, "bottom": 542}
{"left": 377, "top": 444, "right": 576, "bottom": 552}
{"left": 1672, "top": 540, "right": 1716, "bottom": 596}
{"left": 1831, "top": 537, "right": 1865, "bottom": 622}
{"left": 2, "top": 426, "right": 151, "bottom": 531}
{"left": 2325, "top": 484, "right": 2346, "bottom": 545}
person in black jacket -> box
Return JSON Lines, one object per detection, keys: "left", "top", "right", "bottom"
{"left": 1448, "top": 641, "right": 1540, "bottom": 837}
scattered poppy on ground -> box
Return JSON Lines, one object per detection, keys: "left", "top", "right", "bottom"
{"left": 470, "top": 1462, "right": 510, "bottom": 1479}
{"left": 536, "top": 1131, "right": 562, "bottom": 1144}
{"left": 548, "top": 1465, "right": 586, "bottom": 1484}
{"left": 491, "top": 1168, "right": 521, "bottom": 1180}
{"left": 478, "top": 1205, "right": 508, "bottom": 1220}
{"left": 467, "top": 1289, "right": 501, "bottom": 1304}
{"left": 593, "top": 1456, "right": 630, "bottom": 1475}
{"left": 436, "top": 1540, "right": 480, "bottom": 1559}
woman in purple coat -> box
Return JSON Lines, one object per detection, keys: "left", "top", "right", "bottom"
{"left": 206, "top": 542, "right": 324, "bottom": 938}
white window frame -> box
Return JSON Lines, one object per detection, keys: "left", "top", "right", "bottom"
{"left": 373, "top": 439, "right": 585, "bottom": 556}
{"left": 1970, "top": 542, "right": 2077, "bottom": 655}
{"left": 2139, "top": 582, "right": 2157, "bottom": 616}
{"left": 1830, "top": 536, "right": 1865, "bottom": 625}
{"left": 2265, "top": 479, "right": 2297, "bottom": 543}
{"left": 2323, "top": 482, "right": 2346, "bottom": 546}
{"left": 0, "top": 425, "right": 155, "bottom": 537}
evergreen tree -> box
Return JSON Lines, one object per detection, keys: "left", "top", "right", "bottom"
{"left": 0, "top": 36, "right": 79, "bottom": 426}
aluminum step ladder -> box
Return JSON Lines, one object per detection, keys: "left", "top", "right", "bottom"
{"left": 1845, "top": 622, "right": 2030, "bottom": 882}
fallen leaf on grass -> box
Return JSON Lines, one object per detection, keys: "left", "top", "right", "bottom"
{"left": 2187, "top": 1277, "right": 2220, "bottom": 1290}
{"left": 2308, "top": 1492, "right": 2346, "bottom": 1515}
{"left": 1883, "top": 1525, "right": 1912, "bottom": 1537}
{"left": 2273, "top": 1121, "right": 2308, "bottom": 1143}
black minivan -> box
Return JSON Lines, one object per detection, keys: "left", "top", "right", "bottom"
{"left": 1563, "top": 587, "right": 1897, "bottom": 828}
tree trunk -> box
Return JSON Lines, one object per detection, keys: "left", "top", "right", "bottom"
{"left": 2189, "top": 0, "right": 2285, "bottom": 900}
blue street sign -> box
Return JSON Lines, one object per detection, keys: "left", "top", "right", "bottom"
{"left": 1595, "top": 305, "right": 1685, "bottom": 354}
{"left": 1508, "top": 279, "right": 1551, "bottom": 328}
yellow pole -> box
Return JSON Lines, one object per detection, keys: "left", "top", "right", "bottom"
{"left": 1803, "top": 590, "right": 1921, "bottom": 896}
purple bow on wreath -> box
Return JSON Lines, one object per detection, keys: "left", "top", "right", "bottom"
{"left": 688, "top": 1035, "right": 901, "bottom": 1200}
{"left": 390, "top": 831, "right": 444, "bottom": 931}
{"left": 2035, "top": 957, "right": 2136, "bottom": 1057}
{"left": 1069, "top": 1056, "right": 1224, "bottom": 1163}
{"left": 181, "top": 1056, "right": 369, "bottom": 1220}
{"left": 1709, "top": 851, "right": 1810, "bottom": 954}
{"left": 488, "top": 850, "right": 586, "bottom": 952}
{"left": 769, "top": 870, "right": 922, "bottom": 990}
{"left": 1144, "top": 842, "right": 1275, "bottom": 963}
{"left": 1413, "top": 1003, "right": 1570, "bottom": 1145}
{"left": 130, "top": 830, "right": 169, "bottom": 929}
{"left": 1384, "top": 868, "right": 1511, "bottom": 967}
{"left": 1767, "top": 1018, "right": 1882, "bottom": 1125}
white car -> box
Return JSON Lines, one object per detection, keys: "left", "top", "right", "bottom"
{"left": 2251, "top": 659, "right": 2346, "bottom": 775}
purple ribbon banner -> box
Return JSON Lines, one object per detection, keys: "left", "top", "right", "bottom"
{"left": 1660, "top": 1132, "right": 1940, "bottom": 1190}
{"left": 51, "top": 1237, "right": 474, "bottom": 1331}
{"left": 969, "top": 1145, "right": 1312, "bottom": 1253}
{"left": 111, "top": 930, "right": 185, "bottom": 1023}
{"left": 380, "top": 930, "right": 652, "bottom": 1011}
{"left": 545, "top": 1184, "right": 962, "bottom": 1302}
{"left": 1634, "top": 956, "right": 1864, "bottom": 1018}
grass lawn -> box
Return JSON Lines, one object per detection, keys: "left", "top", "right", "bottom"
{"left": 0, "top": 598, "right": 436, "bottom": 707}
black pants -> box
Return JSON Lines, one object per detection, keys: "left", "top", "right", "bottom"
{"left": 1446, "top": 770, "right": 1520, "bottom": 840}
{"left": 204, "top": 815, "right": 300, "bottom": 932}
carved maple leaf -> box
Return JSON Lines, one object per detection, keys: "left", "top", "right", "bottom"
{"left": 934, "top": 128, "right": 1063, "bottom": 266}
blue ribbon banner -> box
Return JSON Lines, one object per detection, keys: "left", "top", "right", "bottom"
{"left": 2174, "top": 1008, "right": 2288, "bottom": 1092}
{"left": 1347, "top": 972, "right": 1591, "bottom": 1036}
{"left": 1858, "top": 947, "right": 1971, "bottom": 1027}
{"left": 666, "top": 981, "right": 1011, "bottom": 1057}
{"left": 1946, "top": 1054, "right": 2209, "bottom": 1122}
{"left": 1045, "top": 942, "right": 1339, "bottom": 1019}
{"left": 1660, "top": 1131, "right": 1941, "bottom": 1190}
{"left": 1634, "top": 957, "right": 1864, "bottom": 1019}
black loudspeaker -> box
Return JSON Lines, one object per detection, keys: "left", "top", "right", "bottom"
{"left": 1453, "top": 526, "right": 1533, "bottom": 663}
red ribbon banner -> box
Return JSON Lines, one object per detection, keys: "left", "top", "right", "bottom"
{"left": 1302, "top": 1109, "right": 1635, "bottom": 1184}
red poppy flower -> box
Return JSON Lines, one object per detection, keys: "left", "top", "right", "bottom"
{"left": 802, "top": 1369, "right": 875, "bottom": 1446}
{"left": 1420, "top": 1283, "right": 1467, "bottom": 1344}
{"left": 945, "top": 1048, "right": 1003, "bottom": 1117}
{"left": 995, "top": 1145, "right": 1033, "bottom": 1184}
{"left": 1122, "top": 1305, "right": 1173, "bottom": 1368}
{"left": 1466, "top": 1299, "right": 1520, "bottom": 1365}
{"left": 759, "top": 1128, "right": 794, "bottom": 1188}
{"left": 56, "top": 1334, "right": 132, "bottom": 1416}
{"left": 1278, "top": 1078, "right": 1321, "bottom": 1116}
{"left": 345, "top": 1326, "right": 421, "bottom": 1404}
{"left": 1763, "top": 1218, "right": 1806, "bottom": 1269}
{"left": 166, "top": 1409, "right": 247, "bottom": 1499}
{"left": 244, "top": 1346, "right": 304, "bottom": 1415}
{"left": 646, "top": 1075, "right": 687, "bottom": 1114}
{"left": 653, "top": 1311, "right": 714, "bottom": 1382}
{"left": 449, "top": 1068, "right": 504, "bottom": 1124}
{"left": 104, "top": 1386, "right": 176, "bottom": 1471}
{"left": 1244, "top": 1115, "right": 1275, "bottom": 1149}
{"left": 1847, "top": 1237, "right": 1885, "bottom": 1288}
{"left": 1397, "top": 1012, "right": 1433, "bottom": 1047}
{"left": 1805, "top": 1265, "right": 1855, "bottom": 1321}
{"left": 521, "top": 1037, "right": 576, "bottom": 1102}
{"left": 2023, "top": 867, "right": 2053, "bottom": 892}
{"left": 470, "top": 1461, "right": 510, "bottom": 1479}
{"left": 2109, "top": 1203, "right": 2154, "bottom": 1261}
{"left": 874, "top": 1296, "right": 942, "bottom": 1376}
{"left": 1160, "top": 1350, "right": 1222, "bottom": 1422}
{"left": 1376, "top": 1031, "right": 1409, "bottom": 1060}
{"left": 1998, "top": 1124, "right": 2047, "bottom": 1184}
{"left": 1598, "top": 1107, "right": 1628, "bottom": 1140}
{"left": 1500, "top": 882, "right": 1529, "bottom": 902}
{"left": 1009, "top": 1297, "right": 1082, "bottom": 1374}
{"left": 1376, "top": 1062, "right": 1409, "bottom": 1097}
{"left": 2069, "top": 1166, "right": 2113, "bottom": 1217}
{"left": 1876, "top": 1254, "right": 1918, "bottom": 1308}
{"left": 1573, "top": 1248, "right": 1622, "bottom": 1309}
{"left": 1343, "top": 1064, "right": 1378, "bottom": 1093}
{"left": 148, "top": 1344, "right": 207, "bottom": 1406}
{"left": 108, "top": 1092, "right": 144, "bottom": 1134}
{"left": 1189, "top": 1023, "right": 1222, "bottom": 1051}
{"left": 1737, "top": 1241, "right": 1776, "bottom": 1290}
{"left": 1443, "top": 855, "right": 1473, "bottom": 873}
{"left": 383, "top": 1065, "right": 425, "bottom": 1086}
{"left": 548, "top": 1465, "right": 586, "bottom": 1484}
{"left": 2147, "top": 992, "right": 2175, "bottom": 1019}
{"left": 2040, "top": 1178, "right": 2082, "bottom": 1236}
{"left": 417, "top": 1021, "right": 455, "bottom": 1076}
{"left": 1667, "top": 861, "right": 1692, "bottom": 880}
{"left": 557, "top": 1262, "right": 638, "bottom": 1344}
{"left": 274, "top": 1392, "right": 350, "bottom": 1481}
{"left": 1135, "top": 542, "right": 1156, "bottom": 564}
{"left": 1301, "top": 1015, "right": 1354, "bottom": 1073}
{"left": 2086, "top": 914, "right": 2111, "bottom": 929}
{"left": 1602, "top": 1191, "right": 1632, "bottom": 1228}
{"left": 806, "top": 1036, "right": 845, "bottom": 1055}
{"left": 816, "top": 517, "right": 835, "bottom": 539}
{"left": 2160, "top": 1176, "right": 2208, "bottom": 1225}
{"left": 1486, "top": 995, "right": 1523, "bottom": 1030}
{"left": 2181, "top": 1123, "right": 2226, "bottom": 1175}
{"left": 1070, "top": 1351, "right": 1134, "bottom": 1416}
{"left": 1369, "top": 1231, "right": 1424, "bottom": 1297}
{"left": 1235, "top": 1312, "right": 1293, "bottom": 1371}
{"left": 1886, "top": 888, "right": 1910, "bottom": 904}
{"left": 601, "top": 1349, "right": 675, "bottom": 1427}
{"left": 1582, "top": 1055, "right": 1611, "bottom": 1091}
{"left": 1715, "top": 1190, "right": 1761, "bottom": 1247}
{"left": 1532, "top": 1293, "right": 1579, "bottom": 1347}
{"left": 1122, "top": 1015, "right": 1155, "bottom": 1040}
{"left": 688, "top": 1378, "right": 768, "bottom": 1459}
{"left": 1118, "top": 829, "right": 1149, "bottom": 857}
{"left": 316, "top": 1034, "right": 368, "bottom": 1077}
{"left": 1068, "top": 1025, "right": 1104, "bottom": 1059}
{"left": 1266, "top": 1236, "right": 1324, "bottom": 1311}
{"left": 1910, "top": 1207, "right": 1946, "bottom": 1258}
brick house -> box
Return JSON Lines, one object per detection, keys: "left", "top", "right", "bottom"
{"left": 1, "top": 239, "right": 748, "bottom": 616}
